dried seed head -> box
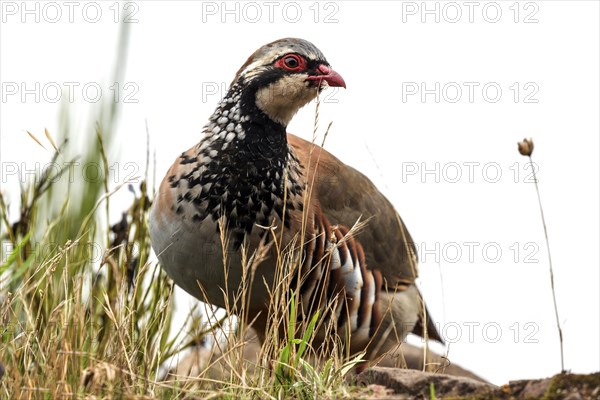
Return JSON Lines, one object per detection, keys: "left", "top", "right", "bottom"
{"left": 518, "top": 138, "right": 534, "bottom": 156}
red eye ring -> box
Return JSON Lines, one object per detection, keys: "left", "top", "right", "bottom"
{"left": 275, "top": 54, "right": 306, "bottom": 72}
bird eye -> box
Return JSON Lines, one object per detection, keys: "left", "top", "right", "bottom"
{"left": 284, "top": 56, "right": 299, "bottom": 69}
{"left": 275, "top": 54, "right": 306, "bottom": 72}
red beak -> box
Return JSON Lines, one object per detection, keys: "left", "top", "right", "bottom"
{"left": 306, "top": 64, "right": 346, "bottom": 89}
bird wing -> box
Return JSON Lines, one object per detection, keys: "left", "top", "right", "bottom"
{"left": 287, "top": 133, "right": 419, "bottom": 287}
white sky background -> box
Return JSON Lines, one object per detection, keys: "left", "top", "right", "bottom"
{"left": 1, "top": 0, "right": 599, "bottom": 385}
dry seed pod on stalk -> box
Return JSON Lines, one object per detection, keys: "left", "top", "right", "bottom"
{"left": 518, "top": 138, "right": 534, "bottom": 156}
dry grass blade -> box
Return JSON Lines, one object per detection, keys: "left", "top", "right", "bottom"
{"left": 26, "top": 130, "right": 47, "bottom": 150}
{"left": 44, "top": 128, "right": 59, "bottom": 153}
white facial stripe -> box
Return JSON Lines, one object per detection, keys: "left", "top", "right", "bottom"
{"left": 240, "top": 45, "right": 324, "bottom": 81}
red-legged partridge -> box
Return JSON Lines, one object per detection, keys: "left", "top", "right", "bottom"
{"left": 150, "top": 38, "right": 442, "bottom": 366}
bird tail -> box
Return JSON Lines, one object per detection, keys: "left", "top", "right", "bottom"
{"left": 412, "top": 301, "right": 444, "bottom": 344}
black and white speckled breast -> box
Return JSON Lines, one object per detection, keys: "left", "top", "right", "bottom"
{"left": 166, "top": 83, "right": 304, "bottom": 247}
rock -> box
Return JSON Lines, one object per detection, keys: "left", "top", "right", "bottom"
{"left": 357, "top": 367, "right": 495, "bottom": 398}
{"left": 505, "top": 377, "right": 552, "bottom": 398}
{"left": 376, "top": 342, "right": 487, "bottom": 382}
{"left": 164, "top": 332, "right": 599, "bottom": 400}
{"left": 497, "top": 372, "right": 600, "bottom": 400}
{"left": 357, "top": 370, "right": 600, "bottom": 399}
{"left": 166, "top": 328, "right": 486, "bottom": 383}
